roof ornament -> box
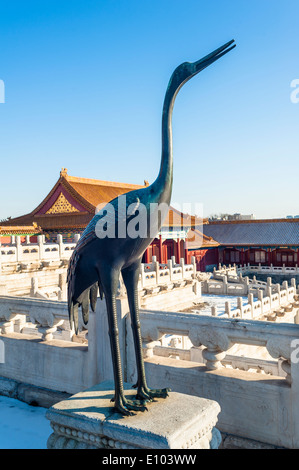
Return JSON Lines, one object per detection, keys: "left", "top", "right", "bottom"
{"left": 60, "top": 168, "right": 68, "bottom": 177}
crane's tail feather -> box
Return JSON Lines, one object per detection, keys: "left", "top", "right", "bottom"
{"left": 81, "top": 293, "right": 90, "bottom": 325}
{"left": 67, "top": 250, "right": 104, "bottom": 334}
{"left": 90, "top": 282, "right": 103, "bottom": 311}
{"left": 68, "top": 285, "right": 99, "bottom": 333}
{"left": 73, "top": 302, "right": 79, "bottom": 334}
{"left": 68, "top": 298, "right": 80, "bottom": 335}
{"left": 80, "top": 281, "right": 102, "bottom": 325}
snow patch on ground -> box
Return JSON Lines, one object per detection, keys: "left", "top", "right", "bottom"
{"left": 197, "top": 294, "right": 248, "bottom": 315}
{"left": 0, "top": 395, "right": 51, "bottom": 449}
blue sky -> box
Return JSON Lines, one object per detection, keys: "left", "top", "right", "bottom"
{"left": 0, "top": 0, "right": 299, "bottom": 220}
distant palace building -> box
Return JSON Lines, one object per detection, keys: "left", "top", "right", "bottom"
{"left": 203, "top": 218, "right": 299, "bottom": 268}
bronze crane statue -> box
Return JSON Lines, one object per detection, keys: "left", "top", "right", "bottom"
{"left": 67, "top": 40, "right": 236, "bottom": 416}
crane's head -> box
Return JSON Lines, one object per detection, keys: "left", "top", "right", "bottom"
{"left": 168, "top": 39, "right": 236, "bottom": 96}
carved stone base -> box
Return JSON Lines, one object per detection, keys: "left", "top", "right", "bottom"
{"left": 46, "top": 380, "right": 221, "bottom": 450}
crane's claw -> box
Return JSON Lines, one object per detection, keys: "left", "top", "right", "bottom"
{"left": 125, "top": 398, "right": 148, "bottom": 412}
{"left": 136, "top": 386, "right": 171, "bottom": 401}
{"left": 113, "top": 404, "right": 136, "bottom": 416}
{"left": 113, "top": 395, "right": 149, "bottom": 416}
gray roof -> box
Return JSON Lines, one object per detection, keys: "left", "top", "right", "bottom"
{"left": 203, "top": 220, "right": 299, "bottom": 246}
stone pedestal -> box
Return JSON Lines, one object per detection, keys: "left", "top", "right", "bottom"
{"left": 46, "top": 381, "right": 221, "bottom": 450}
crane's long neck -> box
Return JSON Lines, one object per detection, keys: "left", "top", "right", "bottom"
{"left": 153, "top": 82, "right": 178, "bottom": 206}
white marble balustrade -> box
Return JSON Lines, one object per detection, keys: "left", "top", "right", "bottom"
{"left": 0, "top": 235, "right": 79, "bottom": 270}
{"left": 1, "top": 293, "right": 299, "bottom": 446}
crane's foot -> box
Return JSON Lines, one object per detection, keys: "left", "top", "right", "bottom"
{"left": 111, "top": 394, "right": 148, "bottom": 416}
{"left": 135, "top": 385, "right": 171, "bottom": 402}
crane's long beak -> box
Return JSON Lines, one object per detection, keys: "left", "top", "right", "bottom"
{"left": 193, "top": 39, "right": 236, "bottom": 74}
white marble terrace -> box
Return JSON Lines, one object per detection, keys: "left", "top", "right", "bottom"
{"left": 1, "top": 236, "right": 299, "bottom": 447}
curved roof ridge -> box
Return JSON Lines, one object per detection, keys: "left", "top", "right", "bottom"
{"left": 65, "top": 173, "right": 145, "bottom": 189}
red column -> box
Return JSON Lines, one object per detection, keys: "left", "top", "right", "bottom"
{"left": 172, "top": 239, "right": 176, "bottom": 259}
{"left": 177, "top": 238, "right": 181, "bottom": 263}
{"left": 159, "top": 235, "right": 163, "bottom": 264}
{"left": 268, "top": 249, "right": 271, "bottom": 266}
{"left": 164, "top": 244, "right": 167, "bottom": 263}
{"left": 273, "top": 249, "right": 278, "bottom": 266}
{"left": 184, "top": 244, "right": 189, "bottom": 263}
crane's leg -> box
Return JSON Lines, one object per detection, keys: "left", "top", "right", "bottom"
{"left": 100, "top": 265, "right": 147, "bottom": 416}
{"left": 122, "top": 260, "right": 170, "bottom": 402}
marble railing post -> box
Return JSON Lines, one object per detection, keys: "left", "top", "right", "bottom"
{"left": 154, "top": 260, "right": 159, "bottom": 286}
{"left": 37, "top": 235, "right": 44, "bottom": 261}
{"left": 243, "top": 276, "right": 249, "bottom": 294}
{"left": 167, "top": 258, "right": 173, "bottom": 280}
{"left": 30, "top": 277, "right": 39, "bottom": 297}
{"left": 282, "top": 281, "right": 289, "bottom": 301}
{"left": 225, "top": 301, "right": 231, "bottom": 318}
{"left": 266, "top": 286, "right": 272, "bottom": 308}
{"left": 257, "top": 290, "right": 263, "bottom": 316}
{"left": 15, "top": 236, "right": 22, "bottom": 262}
{"left": 180, "top": 258, "right": 185, "bottom": 279}
{"left": 211, "top": 306, "right": 217, "bottom": 317}
{"left": 248, "top": 293, "right": 254, "bottom": 318}
{"left": 291, "top": 278, "right": 297, "bottom": 291}
{"left": 237, "top": 297, "right": 243, "bottom": 318}
{"left": 57, "top": 234, "right": 63, "bottom": 259}
{"left": 223, "top": 275, "right": 228, "bottom": 294}
{"left": 58, "top": 272, "right": 67, "bottom": 301}
{"left": 276, "top": 284, "right": 281, "bottom": 295}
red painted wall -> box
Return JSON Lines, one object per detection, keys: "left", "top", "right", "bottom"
{"left": 189, "top": 248, "right": 219, "bottom": 271}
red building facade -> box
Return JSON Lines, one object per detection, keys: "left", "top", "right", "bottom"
{"left": 203, "top": 218, "right": 299, "bottom": 269}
